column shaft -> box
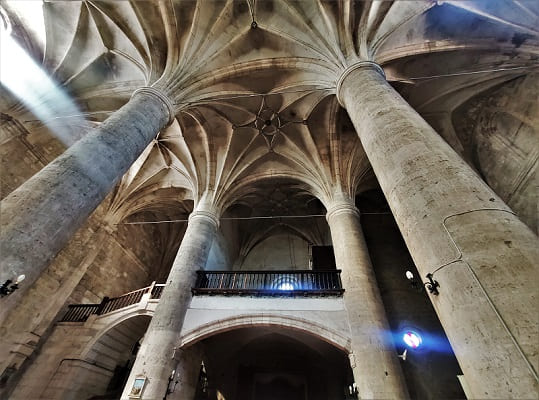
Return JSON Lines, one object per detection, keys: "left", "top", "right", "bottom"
{"left": 168, "top": 346, "right": 203, "bottom": 400}
{"left": 0, "top": 88, "right": 173, "bottom": 324}
{"left": 339, "top": 63, "right": 539, "bottom": 398}
{"left": 121, "top": 210, "right": 218, "bottom": 400}
{"left": 327, "top": 201, "right": 409, "bottom": 399}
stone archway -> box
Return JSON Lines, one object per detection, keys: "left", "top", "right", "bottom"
{"left": 178, "top": 322, "right": 354, "bottom": 400}
{"left": 11, "top": 314, "right": 152, "bottom": 400}
{"left": 180, "top": 313, "right": 351, "bottom": 352}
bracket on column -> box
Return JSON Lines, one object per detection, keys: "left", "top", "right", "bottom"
{"left": 405, "top": 270, "right": 440, "bottom": 295}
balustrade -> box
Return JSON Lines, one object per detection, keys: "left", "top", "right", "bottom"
{"left": 60, "top": 283, "right": 165, "bottom": 322}
{"left": 60, "top": 270, "right": 343, "bottom": 323}
{"left": 193, "top": 270, "right": 344, "bottom": 296}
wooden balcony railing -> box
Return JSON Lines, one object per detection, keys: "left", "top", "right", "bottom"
{"left": 192, "top": 270, "right": 344, "bottom": 296}
{"left": 60, "top": 282, "right": 165, "bottom": 322}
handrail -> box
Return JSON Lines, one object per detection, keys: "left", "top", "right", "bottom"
{"left": 99, "top": 285, "right": 156, "bottom": 314}
{"left": 60, "top": 282, "right": 164, "bottom": 322}
{"left": 194, "top": 269, "right": 341, "bottom": 274}
{"left": 193, "top": 270, "right": 344, "bottom": 296}
{"left": 60, "top": 269, "right": 344, "bottom": 323}
{"left": 60, "top": 304, "right": 100, "bottom": 322}
{"left": 150, "top": 284, "right": 166, "bottom": 299}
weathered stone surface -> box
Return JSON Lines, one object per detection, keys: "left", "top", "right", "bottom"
{"left": 121, "top": 208, "right": 219, "bottom": 399}
{"left": 326, "top": 198, "right": 409, "bottom": 399}
{"left": 453, "top": 73, "right": 539, "bottom": 234}
{"left": 1, "top": 2, "right": 537, "bottom": 398}
{"left": 0, "top": 89, "right": 171, "bottom": 323}
{"left": 340, "top": 63, "right": 539, "bottom": 399}
{"left": 167, "top": 345, "right": 203, "bottom": 400}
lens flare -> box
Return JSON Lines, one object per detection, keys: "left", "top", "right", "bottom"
{"left": 403, "top": 331, "right": 422, "bottom": 349}
{"left": 278, "top": 282, "right": 295, "bottom": 291}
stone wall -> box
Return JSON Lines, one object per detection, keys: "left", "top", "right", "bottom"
{"left": 453, "top": 74, "right": 539, "bottom": 234}
{"left": 237, "top": 234, "right": 311, "bottom": 270}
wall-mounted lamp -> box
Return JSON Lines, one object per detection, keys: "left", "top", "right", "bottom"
{"left": 398, "top": 348, "right": 407, "bottom": 361}
{"left": 0, "top": 274, "right": 25, "bottom": 297}
{"left": 405, "top": 271, "right": 439, "bottom": 295}
{"left": 164, "top": 369, "right": 178, "bottom": 399}
{"left": 348, "top": 382, "right": 358, "bottom": 397}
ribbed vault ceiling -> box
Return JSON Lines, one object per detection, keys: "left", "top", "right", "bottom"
{"left": 1, "top": 0, "right": 538, "bottom": 260}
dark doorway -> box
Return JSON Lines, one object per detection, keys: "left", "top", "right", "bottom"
{"left": 255, "top": 374, "right": 306, "bottom": 400}
{"left": 311, "top": 246, "right": 336, "bottom": 270}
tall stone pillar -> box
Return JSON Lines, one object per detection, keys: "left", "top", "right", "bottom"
{"left": 0, "top": 87, "right": 174, "bottom": 324}
{"left": 337, "top": 62, "right": 539, "bottom": 398}
{"left": 121, "top": 207, "right": 219, "bottom": 400}
{"left": 167, "top": 345, "right": 203, "bottom": 400}
{"left": 326, "top": 198, "right": 409, "bottom": 399}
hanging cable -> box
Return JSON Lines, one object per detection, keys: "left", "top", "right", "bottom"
{"left": 117, "top": 212, "right": 392, "bottom": 225}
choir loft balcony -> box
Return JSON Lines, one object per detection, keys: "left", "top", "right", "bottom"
{"left": 59, "top": 270, "right": 344, "bottom": 323}
{"left": 192, "top": 270, "right": 344, "bottom": 296}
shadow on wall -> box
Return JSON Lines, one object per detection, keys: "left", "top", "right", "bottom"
{"left": 357, "top": 189, "right": 465, "bottom": 399}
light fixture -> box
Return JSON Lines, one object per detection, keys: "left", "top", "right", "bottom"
{"left": 398, "top": 348, "right": 408, "bottom": 361}
{"left": 164, "top": 369, "right": 178, "bottom": 398}
{"left": 405, "top": 270, "right": 439, "bottom": 295}
{"left": 403, "top": 330, "right": 422, "bottom": 349}
{"left": 348, "top": 382, "right": 358, "bottom": 396}
{"left": 0, "top": 274, "right": 25, "bottom": 297}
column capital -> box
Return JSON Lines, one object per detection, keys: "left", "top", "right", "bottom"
{"left": 336, "top": 61, "right": 385, "bottom": 107}
{"left": 188, "top": 209, "right": 220, "bottom": 228}
{"left": 326, "top": 200, "right": 360, "bottom": 222}
{"left": 132, "top": 86, "right": 176, "bottom": 125}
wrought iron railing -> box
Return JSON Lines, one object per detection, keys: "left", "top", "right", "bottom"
{"left": 60, "top": 269, "right": 344, "bottom": 323}
{"left": 192, "top": 270, "right": 344, "bottom": 296}
{"left": 60, "top": 282, "right": 165, "bottom": 322}
{"left": 61, "top": 304, "right": 100, "bottom": 323}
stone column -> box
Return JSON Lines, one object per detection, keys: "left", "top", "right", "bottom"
{"left": 326, "top": 198, "right": 409, "bottom": 399}
{"left": 0, "top": 87, "right": 174, "bottom": 324}
{"left": 121, "top": 207, "right": 219, "bottom": 400}
{"left": 168, "top": 345, "right": 203, "bottom": 400}
{"left": 337, "top": 62, "right": 539, "bottom": 398}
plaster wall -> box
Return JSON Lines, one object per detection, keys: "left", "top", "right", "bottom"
{"left": 206, "top": 231, "right": 233, "bottom": 271}
{"left": 239, "top": 234, "right": 310, "bottom": 270}
{"left": 181, "top": 296, "right": 350, "bottom": 349}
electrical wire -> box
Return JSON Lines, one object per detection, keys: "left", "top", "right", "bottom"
{"left": 390, "top": 64, "right": 538, "bottom": 83}
{"left": 19, "top": 64, "right": 538, "bottom": 120}
{"left": 426, "top": 207, "right": 538, "bottom": 382}
{"left": 117, "top": 212, "right": 392, "bottom": 225}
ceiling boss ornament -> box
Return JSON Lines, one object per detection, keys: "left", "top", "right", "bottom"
{"left": 233, "top": 95, "right": 304, "bottom": 151}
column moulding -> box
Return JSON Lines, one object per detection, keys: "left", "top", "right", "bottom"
{"left": 188, "top": 209, "right": 220, "bottom": 228}
{"left": 132, "top": 86, "right": 176, "bottom": 125}
{"left": 336, "top": 61, "right": 386, "bottom": 107}
{"left": 325, "top": 195, "right": 409, "bottom": 399}
{"left": 120, "top": 203, "right": 220, "bottom": 400}
{"left": 337, "top": 64, "right": 539, "bottom": 398}
{"left": 326, "top": 200, "right": 360, "bottom": 221}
